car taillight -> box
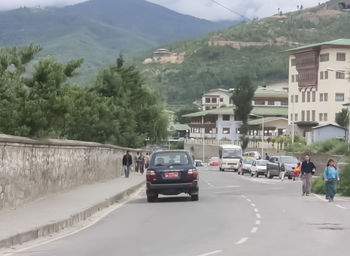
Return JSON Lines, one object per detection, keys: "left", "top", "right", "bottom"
{"left": 188, "top": 168, "right": 198, "bottom": 179}
{"left": 146, "top": 170, "right": 156, "bottom": 181}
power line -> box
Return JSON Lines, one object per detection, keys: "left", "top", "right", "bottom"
{"left": 209, "top": 0, "right": 251, "bottom": 21}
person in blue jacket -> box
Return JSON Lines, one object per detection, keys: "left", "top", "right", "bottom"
{"left": 323, "top": 159, "right": 340, "bottom": 202}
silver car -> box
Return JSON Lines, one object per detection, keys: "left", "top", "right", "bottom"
{"left": 250, "top": 160, "right": 269, "bottom": 177}
{"left": 238, "top": 158, "right": 254, "bottom": 175}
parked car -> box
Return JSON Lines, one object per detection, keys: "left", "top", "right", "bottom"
{"left": 195, "top": 160, "right": 204, "bottom": 167}
{"left": 250, "top": 160, "right": 269, "bottom": 177}
{"left": 209, "top": 157, "right": 219, "bottom": 166}
{"left": 266, "top": 156, "right": 299, "bottom": 179}
{"left": 238, "top": 157, "right": 254, "bottom": 175}
{"left": 146, "top": 150, "right": 199, "bottom": 202}
{"left": 243, "top": 151, "right": 261, "bottom": 160}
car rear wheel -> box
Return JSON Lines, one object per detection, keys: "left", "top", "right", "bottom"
{"left": 256, "top": 172, "right": 259, "bottom": 177}
{"left": 191, "top": 194, "right": 199, "bottom": 201}
{"left": 147, "top": 194, "right": 158, "bottom": 202}
{"left": 267, "top": 171, "right": 273, "bottom": 179}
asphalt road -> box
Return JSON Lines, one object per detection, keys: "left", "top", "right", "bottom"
{"left": 14, "top": 167, "right": 350, "bottom": 256}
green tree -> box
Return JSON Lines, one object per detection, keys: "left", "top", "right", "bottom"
{"left": 231, "top": 75, "right": 256, "bottom": 150}
{"left": 335, "top": 108, "right": 349, "bottom": 128}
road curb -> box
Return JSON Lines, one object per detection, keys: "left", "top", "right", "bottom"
{"left": 0, "top": 180, "right": 145, "bottom": 249}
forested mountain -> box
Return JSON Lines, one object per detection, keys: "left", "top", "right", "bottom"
{"left": 0, "top": 0, "right": 235, "bottom": 83}
{"left": 137, "top": 0, "right": 350, "bottom": 107}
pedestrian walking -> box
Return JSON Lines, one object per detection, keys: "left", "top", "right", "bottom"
{"left": 292, "top": 161, "right": 302, "bottom": 181}
{"left": 265, "top": 153, "right": 270, "bottom": 161}
{"left": 122, "top": 150, "right": 133, "bottom": 178}
{"left": 145, "top": 152, "right": 150, "bottom": 169}
{"left": 135, "top": 152, "right": 140, "bottom": 173}
{"left": 138, "top": 152, "right": 145, "bottom": 174}
{"left": 301, "top": 154, "right": 316, "bottom": 196}
{"left": 323, "top": 159, "right": 340, "bottom": 202}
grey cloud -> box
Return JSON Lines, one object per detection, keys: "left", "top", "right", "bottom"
{"left": 0, "top": 0, "right": 88, "bottom": 10}
{"left": 147, "top": 0, "right": 323, "bottom": 20}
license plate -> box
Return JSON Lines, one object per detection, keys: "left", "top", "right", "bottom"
{"left": 231, "top": 166, "right": 235, "bottom": 168}
{"left": 165, "top": 172, "right": 178, "bottom": 178}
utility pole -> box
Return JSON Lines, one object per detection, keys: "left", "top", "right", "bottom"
{"left": 261, "top": 117, "right": 264, "bottom": 157}
{"left": 292, "top": 94, "right": 295, "bottom": 144}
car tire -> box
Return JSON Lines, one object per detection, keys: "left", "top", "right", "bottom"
{"left": 256, "top": 172, "right": 259, "bottom": 178}
{"left": 147, "top": 194, "right": 157, "bottom": 203}
{"left": 267, "top": 171, "right": 273, "bottom": 179}
{"left": 191, "top": 194, "right": 199, "bottom": 201}
{"left": 222, "top": 168, "right": 225, "bottom": 172}
{"left": 288, "top": 175, "right": 292, "bottom": 180}
{"left": 251, "top": 173, "right": 254, "bottom": 177}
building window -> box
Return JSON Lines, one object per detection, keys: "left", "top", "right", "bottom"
{"left": 295, "top": 95, "right": 298, "bottom": 103}
{"left": 212, "top": 98, "right": 217, "bottom": 103}
{"left": 223, "top": 115, "right": 230, "bottom": 121}
{"left": 307, "top": 91, "right": 310, "bottom": 102}
{"left": 336, "top": 71, "right": 345, "bottom": 79}
{"left": 295, "top": 113, "right": 298, "bottom": 121}
{"left": 220, "top": 98, "right": 223, "bottom": 102}
{"left": 302, "top": 111, "right": 305, "bottom": 121}
{"left": 296, "top": 74, "right": 299, "bottom": 82}
{"left": 335, "top": 93, "right": 345, "bottom": 102}
{"left": 302, "top": 92, "right": 305, "bottom": 102}
{"left": 291, "top": 59, "right": 296, "bottom": 66}
{"left": 291, "top": 95, "right": 294, "bottom": 103}
{"left": 312, "top": 91, "right": 316, "bottom": 102}
{"left": 337, "top": 52, "right": 346, "bottom": 61}
{"left": 205, "top": 98, "right": 210, "bottom": 103}
{"left": 320, "top": 53, "right": 329, "bottom": 62}
{"left": 324, "top": 113, "right": 328, "bottom": 121}
{"left": 324, "top": 93, "right": 328, "bottom": 102}
{"left": 306, "top": 110, "right": 310, "bottom": 121}
{"left": 223, "top": 128, "right": 230, "bottom": 134}
{"left": 325, "top": 71, "right": 328, "bottom": 79}
{"left": 319, "top": 113, "right": 323, "bottom": 121}
{"left": 312, "top": 110, "right": 315, "bottom": 122}
{"left": 320, "top": 93, "right": 323, "bottom": 102}
{"left": 320, "top": 71, "right": 323, "bottom": 80}
{"left": 291, "top": 75, "right": 295, "bottom": 83}
{"left": 290, "top": 114, "right": 293, "bottom": 121}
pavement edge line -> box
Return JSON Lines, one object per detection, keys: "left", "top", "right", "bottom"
{"left": 0, "top": 180, "right": 145, "bottom": 249}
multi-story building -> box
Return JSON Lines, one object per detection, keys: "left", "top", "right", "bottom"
{"left": 200, "top": 87, "right": 288, "bottom": 111}
{"left": 288, "top": 39, "right": 350, "bottom": 133}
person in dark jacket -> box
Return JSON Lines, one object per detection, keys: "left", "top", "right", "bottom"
{"left": 323, "top": 159, "right": 340, "bottom": 202}
{"left": 301, "top": 154, "right": 316, "bottom": 196}
{"left": 122, "top": 151, "right": 133, "bottom": 178}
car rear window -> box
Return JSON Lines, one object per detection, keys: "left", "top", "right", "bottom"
{"left": 152, "top": 152, "right": 190, "bottom": 166}
{"left": 280, "top": 156, "right": 298, "bottom": 164}
{"left": 256, "top": 160, "right": 268, "bottom": 166}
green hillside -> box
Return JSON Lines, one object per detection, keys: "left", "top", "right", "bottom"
{"left": 137, "top": 0, "right": 350, "bottom": 107}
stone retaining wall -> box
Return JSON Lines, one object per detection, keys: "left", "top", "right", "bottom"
{"left": 0, "top": 134, "right": 144, "bottom": 210}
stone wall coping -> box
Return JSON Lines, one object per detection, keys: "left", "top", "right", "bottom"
{"left": 0, "top": 134, "right": 142, "bottom": 152}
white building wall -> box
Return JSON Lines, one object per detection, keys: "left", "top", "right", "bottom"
{"left": 288, "top": 48, "right": 350, "bottom": 126}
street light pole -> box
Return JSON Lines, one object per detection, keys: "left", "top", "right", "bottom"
{"left": 261, "top": 117, "right": 264, "bottom": 157}
{"left": 292, "top": 93, "right": 295, "bottom": 144}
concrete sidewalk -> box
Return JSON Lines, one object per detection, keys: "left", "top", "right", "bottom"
{"left": 0, "top": 173, "right": 145, "bottom": 248}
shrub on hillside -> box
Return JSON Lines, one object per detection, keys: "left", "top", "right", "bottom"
{"left": 312, "top": 176, "right": 325, "bottom": 195}
{"left": 339, "top": 162, "right": 350, "bottom": 196}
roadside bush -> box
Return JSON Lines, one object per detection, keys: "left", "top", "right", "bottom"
{"left": 286, "top": 139, "right": 349, "bottom": 155}
{"left": 312, "top": 176, "right": 325, "bottom": 195}
{"left": 339, "top": 162, "right": 350, "bottom": 196}
{"left": 330, "top": 142, "right": 349, "bottom": 155}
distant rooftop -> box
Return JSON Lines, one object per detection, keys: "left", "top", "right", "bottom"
{"left": 254, "top": 88, "right": 288, "bottom": 98}
{"left": 183, "top": 106, "right": 288, "bottom": 118}
{"left": 288, "top": 38, "right": 350, "bottom": 52}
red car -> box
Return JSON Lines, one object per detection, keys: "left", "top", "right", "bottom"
{"left": 209, "top": 157, "right": 219, "bottom": 166}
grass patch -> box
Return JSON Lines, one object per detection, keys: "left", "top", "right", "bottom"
{"left": 312, "top": 176, "right": 325, "bottom": 195}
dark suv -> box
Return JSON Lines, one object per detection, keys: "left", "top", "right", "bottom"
{"left": 146, "top": 150, "right": 199, "bottom": 202}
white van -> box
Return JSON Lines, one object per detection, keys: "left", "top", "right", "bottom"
{"left": 219, "top": 144, "right": 242, "bottom": 172}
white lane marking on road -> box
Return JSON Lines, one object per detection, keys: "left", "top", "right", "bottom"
{"left": 236, "top": 237, "right": 249, "bottom": 245}
{"left": 197, "top": 250, "right": 223, "bottom": 256}
{"left": 312, "top": 193, "right": 328, "bottom": 202}
{"left": 251, "top": 227, "right": 258, "bottom": 233}
{"left": 256, "top": 220, "right": 261, "bottom": 225}
{"left": 1, "top": 187, "right": 144, "bottom": 256}
{"left": 335, "top": 204, "right": 347, "bottom": 209}
{"left": 256, "top": 213, "right": 261, "bottom": 219}
{"left": 254, "top": 208, "right": 259, "bottom": 212}
{"left": 215, "top": 191, "right": 237, "bottom": 194}
{"left": 251, "top": 203, "right": 256, "bottom": 207}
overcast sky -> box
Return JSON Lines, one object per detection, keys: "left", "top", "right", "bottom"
{"left": 0, "top": 0, "right": 324, "bottom": 20}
